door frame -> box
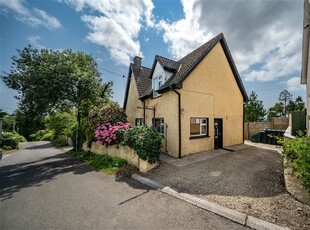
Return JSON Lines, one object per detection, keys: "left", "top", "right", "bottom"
{"left": 214, "top": 118, "right": 223, "bottom": 149}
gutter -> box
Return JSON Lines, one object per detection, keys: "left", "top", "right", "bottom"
{"left": 172, "top": 89, "right": 182, "bottom": 158}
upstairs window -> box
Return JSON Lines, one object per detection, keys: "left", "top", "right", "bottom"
{"left": 190, "top": 118, "right": 209, "bottom": 137}
{"left": 153, "top": 74, "right": 163, "bottom": 98}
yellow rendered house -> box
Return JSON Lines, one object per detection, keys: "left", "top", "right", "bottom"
{"left": 123, "top": 33, "right": 248, "bottom": 158}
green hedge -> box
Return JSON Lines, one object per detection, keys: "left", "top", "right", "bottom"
{"left": 29, "top": 130, "right": 54, "bottom": 141}
{"left": 282, "top": 136, "right": 310, "bottom": 194}
{"left": 0, "top": 138, "right": 19, "bottom": 150}
{"left": 4, "top": 131, "right": 27, "bottom": 142}
{"left": 124, "top": 126, "right": 162, "bottom": 164}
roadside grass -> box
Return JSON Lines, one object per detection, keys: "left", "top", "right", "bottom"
{"left": 2, "top": 149, "right": 17, "bottom": 154}
{"left": 68, "top": 150, "right": 127, "bottom": 174}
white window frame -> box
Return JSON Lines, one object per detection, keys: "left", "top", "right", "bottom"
{"left": 190, "top": 117, "right": 209, "bottom": 137}
{"left": 153, "top": 74, "right": 163, "bottom": 98}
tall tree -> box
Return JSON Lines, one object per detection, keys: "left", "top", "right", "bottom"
{"left": 244, "top": 91, "right": 266, "bottom": 122}
{"left": 0, "top": 109, "right": 8, "bottom": 118}
{"left": 294, "top": 96, "right": 306, "bottom": 111}
{"left": 278, "top": 90, "right": 293, "bottom": 117}
{"left": 267, "top": 102, "right": 284, "bottom": 121}
{"left": 1, "top": 45, "right": 112, "bottom": 149}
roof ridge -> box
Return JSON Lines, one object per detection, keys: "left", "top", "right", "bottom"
{"left": 178, "top": 33, "right": 223, "bottom": 63}
{"left": 155, "top": 54, "right": 180, "bottom": 64}
{"left": 130, "top": 62, "right": 152, "bottom": 70}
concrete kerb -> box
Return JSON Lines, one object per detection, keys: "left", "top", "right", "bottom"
{"left": 131, "top": 173, "right": 291, "bottom": 230}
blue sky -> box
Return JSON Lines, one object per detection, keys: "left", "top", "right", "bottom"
{"left": 0, "top": 0, "right": 306, "bottom": 114}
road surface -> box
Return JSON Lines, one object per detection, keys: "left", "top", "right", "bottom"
{"left": 0, "top": 141, "right": 248, "bottom": 229}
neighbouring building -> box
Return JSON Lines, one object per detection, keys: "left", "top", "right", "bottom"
{"left": 302, "top": 0, "right": 310, "bottom": 136}
{"left": 123, "top": 33, "right": 248, "bottom": 158}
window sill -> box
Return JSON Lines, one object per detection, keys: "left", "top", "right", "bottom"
{"left": 152, "top": 94, "right": 162, "bottom": 99}
{"left": 189, "top": 135, "right": 210, "bottom": 140}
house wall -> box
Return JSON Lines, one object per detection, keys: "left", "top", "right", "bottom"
{"left": 144, "top": 91, "right": 179, "bottom": 157}
{"left": 180, "top": 43, "right": 244, "bottom": 156}
{"left": 125, "top": 75, "right": 143, "bottom": 125}
{"left": 125, "top": 69, "right": 179, "bottom": 157}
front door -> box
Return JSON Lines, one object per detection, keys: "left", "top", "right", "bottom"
{"left": 214, "top": 118, "right": 223, "bottom": 149}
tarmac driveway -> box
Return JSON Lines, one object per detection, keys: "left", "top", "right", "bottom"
{"left": 145, "top": 144, "right": 285, "bottom": 198}
{"left": 143, "top": 144, "right": 310, "bottom": 230}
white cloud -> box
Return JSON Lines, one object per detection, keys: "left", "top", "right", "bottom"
{"left": 287, "top": 77, "right": 306, "bottom": 92}
{"left": 156, "top": 0, "right": 213, "bottom": 59}
{"left": 0, "top": 0, "right": 62, "bottom": 30}
{"left": 27, "top": 35, "right": 45, "bottom": 49}
{"left": 156, "top": 0, "right": 303, "bottom": 83}
{"left": 62, "top": 0, "right": 154, "bottom": 65}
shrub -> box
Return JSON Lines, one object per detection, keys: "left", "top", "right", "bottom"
{"left": 95, "top": 122, "right": 131, "bottom": 145}
{"left": 282, "top": 136, "right": 310, "bottom": 194}
{"left": 4, "top": 131, "right": 27, "bottom": 142}
{"left": 88, "top": 101, "right": 127, "bottom": 131}
{"left": 29, "top": 129, "right": 54, "bottom": 141}
{"left": 0, "top": 138, "right": 19, "bottom": 150}
{"left": 51, "top": 135, "right": 67, "bottom": 147}
{"left": 40, "top": 131, "right": 54, "bottom": 141}
{"left": 124, "top": 126, "right": 162, "bottom": 164}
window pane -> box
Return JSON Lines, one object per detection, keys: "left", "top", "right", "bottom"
{"left": 154, "top": 118, "right": 164, "bottom": 135}
{"left": 201, "top": 119, "right": 206, "bottom": 124}
{"left": 201, "top": 124, "right": 207, "bottom": 134}
{"left": 190, "top": 124, "right": 200, "bottom": 135}
{"left": 190, "top": 118, "right": 196, "bottom": 124}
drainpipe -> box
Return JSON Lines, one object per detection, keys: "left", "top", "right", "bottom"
{"left": 243, "top": 102, "right": 245, "bottom": 143}
{"left": 143, "top": 100, "right": 146, "bottom": 125}
{"left": 173, "top": 89, "right": 182, "bottom": 158}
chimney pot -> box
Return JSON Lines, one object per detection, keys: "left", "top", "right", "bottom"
{"left": 133, "top": 56, "right": 142, "bottom": 68}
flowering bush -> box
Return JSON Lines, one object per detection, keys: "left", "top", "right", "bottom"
{"left": 95, "top": 122, "right": 131, "bottom": 145}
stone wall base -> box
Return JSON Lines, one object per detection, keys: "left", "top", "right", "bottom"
{"left": 82, "top": 142, "right": 158, "bottom": 173}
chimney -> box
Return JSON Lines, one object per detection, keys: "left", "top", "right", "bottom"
{"left": 133, "top": 56, "right": 142, "bottom": 68}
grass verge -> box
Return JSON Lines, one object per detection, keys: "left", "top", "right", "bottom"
{"left": 68, "top": 150, "right": 127, "bottom": 174}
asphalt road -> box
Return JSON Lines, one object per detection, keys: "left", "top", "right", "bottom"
{"left": 0, "top": 141, "right": 248, "bottom": 229}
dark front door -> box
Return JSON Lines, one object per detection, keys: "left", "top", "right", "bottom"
{"left": 214, "top": 118, "right": 223, "bottom": 149}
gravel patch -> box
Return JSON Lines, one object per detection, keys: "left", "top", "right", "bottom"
{"left": 144, "top": 146, "right": 310, "bottom": 230}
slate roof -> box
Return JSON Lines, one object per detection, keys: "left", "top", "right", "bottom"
{"left": 155, "top": 55, "right": 181, "bottom": 72}
{"left": 123, "top": 33, "right": 247, "bottom": 109}
{"left": 130, "top": 63, "right": 152, "bottom": 97}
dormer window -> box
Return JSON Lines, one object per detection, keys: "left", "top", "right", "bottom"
{"left": 153, "top": 74, "right": 163, "bottom": 97}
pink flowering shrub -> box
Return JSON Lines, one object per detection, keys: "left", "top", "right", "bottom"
{"left": 95, "top": 122, "right": 131, "bottom": 145}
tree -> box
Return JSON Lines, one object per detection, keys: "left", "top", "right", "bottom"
{"left": 0, "top": 108, "right": 8, "bottom": 118}
{"left": 244, "top": 91, "right": 266, "bottom": 122}
{"left": 267, "top": 102, "right": 284, "bottom": 121}
{"left": 1, "top": 45, "right": 112, "bottom": 148}
{"left": 45, "top": 111, "right": 76, "bottom": 137}
{"left": 294, "top": 96, "right": 305, "bottom": 111}
{"left": 278, "top": 90, "right": 293, "bottom": 117}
